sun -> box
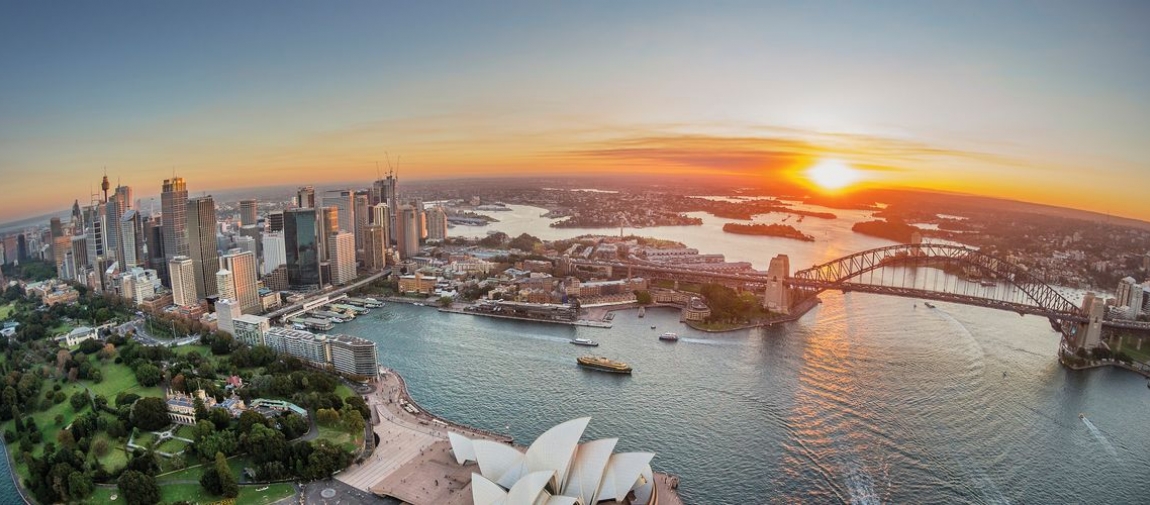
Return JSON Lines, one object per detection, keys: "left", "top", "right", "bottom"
{"left": 805, "top": 159, "right": 861, "bottom": 191}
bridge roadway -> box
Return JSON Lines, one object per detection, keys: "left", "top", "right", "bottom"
{"left": 265, "top": 269, "right": 390, "bottom": 322}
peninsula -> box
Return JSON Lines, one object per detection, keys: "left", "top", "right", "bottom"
{"left": 722, "top": 223, "right": 815, "bottom": 241}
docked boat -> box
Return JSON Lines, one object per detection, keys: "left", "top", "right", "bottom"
{"left": 980, "top": 280, "right": 996, "bottom": 287}
{"left": 570, "top": 338, "right": 599, "bottom": 347}
{"left": 577, "top": 356, "right": 632, "bottom": 374}
{"left": 638, "top": 306, "right": 646, "bottom": 318}
{"left": 659, "top": 332, "right": 679, "bottom": 342}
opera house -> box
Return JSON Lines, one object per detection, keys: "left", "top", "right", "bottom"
{"left": 448, "top": 417, "right": 661, "bottom": 505}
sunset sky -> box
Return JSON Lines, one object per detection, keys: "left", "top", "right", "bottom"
{"left": 1, "top": 1, "right": 1148, "bottom": 222}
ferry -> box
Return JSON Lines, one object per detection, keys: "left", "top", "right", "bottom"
{"left": 577, "top": 356, "right": 632, "bottom": 374}
{"left": 346, "top": 297, "right": 384, "bottom": 308}
{"left": 570, "top": 338, "right": 599, "bottom": 347}
{"left": 659, "top": 332, "right": 679, "bottom": 342}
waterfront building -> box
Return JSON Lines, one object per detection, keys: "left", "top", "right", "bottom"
{"left": 319, "top": 205, "right": 339, "bottom": 262}
{"left": 217, "top": 298, "right": 242, "bottom": 336}
{"left": 448, "top": 417, "right": 657, "bottom": 505}
{"left": 1115, "top": 276, "right": 1142, "bottom": 319}
{"left": 221, "top": 249, "right": 260, "bottom": 314}
{"left": 564, "top": 277, "right": 648, "bottom": 297}
{"left": 398, "top": 272, "right": 438, "bottom": 294}
{"left": 161, "top": 177, "right": 189, "bottom": 266}
{"left": 233, "top": 314, "right": 270, "bottom": 347}
{"left": 329, "top": 231, "right": 356, "bottom": 285}
{"left": 169, "top": 255, "right": 197, "bottom": 307}
{"left": 187, "top": 195, "right": 219, "bottom": 299}
{"left": 239, "top": 199, "right": 258, "bottom": 226}
{"left": 327, "top": 334, "right": 378, "bottom": 378}
{"left": 264, "top": 327, "right": 329, "bottom": 368}
{"left": 284, "top": 208, "right": 321, "bottom": 288}
{"left": 262, "top": 231, "right": 287, "bottom": 275}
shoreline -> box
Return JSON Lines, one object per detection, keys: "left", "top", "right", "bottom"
{"left": 1060, "top": 358, "right": 1150, "bottom": 378}
{"left": 339, "top": 367, "right": 684, "bottom": 504}
{"left": 684, "top": 297, "right": 821, "bottom": 333}
{"left": 437, "top": 307, "right": 613, "bottom": 328}
{"left": 0, "top": 428, "right": 32, "bottom": 505}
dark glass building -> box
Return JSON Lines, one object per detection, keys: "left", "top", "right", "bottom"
{"left": 284, "top": 208, "right": 321, "bottom": 288}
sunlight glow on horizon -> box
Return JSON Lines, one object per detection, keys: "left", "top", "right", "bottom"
{"left": 804, "top": 159, "right": 863, "bottom": 192}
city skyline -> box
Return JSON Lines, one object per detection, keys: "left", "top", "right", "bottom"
{"left": 2, "top": 1, "right": 1149, "bottom": 223}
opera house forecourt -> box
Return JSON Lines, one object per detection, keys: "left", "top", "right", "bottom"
{"left": 449, "top": 417, "right": 660, "bottom": 505}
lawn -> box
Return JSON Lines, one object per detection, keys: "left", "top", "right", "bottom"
{"left": 0, "top": 303, "right": 13, "bottom": 320}
{"left": 88, "top": 480, "right": 293, "bottom": 505}
{"left": 173, "top": 344, "right": 211, "bottom": 357}
{"left": 175, "top": 424, "right": 196, "bottom": 439}
{"left": 49, "top": 322, "right": 76, "bottom": 337}
{"left": 156, "top": 437, "right": 188, "bottom": 454}
{"left": 133, "top": 432, "right": 157, "bottom": 448}
{"left": 84, "top": 360, "right": 141, "bottom": 398}
{"left": 334, "top": 382, "right": 356, "bottom": 400}
{"left": 316, "top": 425, "right": 361, "bottom": 453}
{"left": 95, "top": 446, "right": 129, "bottom": 473}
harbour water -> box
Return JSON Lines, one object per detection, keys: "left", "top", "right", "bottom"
{"left": 339, "top": 203, "right": 1150, "bottom": 504}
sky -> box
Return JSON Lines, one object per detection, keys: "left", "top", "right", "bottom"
{"left": 1, "top": 1, "right": 1148, "bottom": 222}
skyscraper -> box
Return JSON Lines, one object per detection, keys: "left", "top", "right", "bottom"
{"left": 161, "top": 177, "right": 189, "bottom": 265}
{"left": 329, "top": 231, "right": 356, "bottom": 285}
{"left": 83, "top": 204, "right": 107, "bottom": 266}
{"left": 106, "top": 184, "right": 131, "bottom": 263}
{"left": 320, "top": 206, "right": 338, "bottom": 262}
{"left": 239, "top": 199, "right": 258, "bottom": 226}
{"left": 262, "top": 231, "right": 286, "bottom": 276}
{"left": 354, "top": 192, "right": 369, "bottom": 256}
{"left": 143, "top": 215, "right": 166, "bottom": 280}
{"left": 186, "top": 196, "right": 220, "bottom": 299}
{"left": 426, "top": 206, "right": 448, "bottom": 241}
{"left": 221, "top": 249, "right": 259, "bottom": 314}
{"left": 296, "top": 186, "right": 315, "bottom": 209}
{"left": 373, "top": 173, "right": 398, "bottom": 244}
{"left": 216, "top": 268, "right": 235, "bottom": 300}
{"left": 322, "top": 189, "right": 355, "bottom": 236}
{"left": 284, "top": 208, "right": 321, "bottom": 288}
{"left": 119, "top": 209, "right": 144, "bottom": 268}
{"left": 362, "top": 225, "right": 386, "bottom": 271}
{"left": 216, "top": 298, "right": 242, "bottom": 336}
{"left": 371, "top": 204, "right": 391, "bottom": 246}
{"left": 395, "top": 204, "right": 420, "bottom": 259}
{"left": 169, "top": 255, "right": 197, "bottom": 307}
{"left": 267, "top": 211, "right": 285, "bottom": 233}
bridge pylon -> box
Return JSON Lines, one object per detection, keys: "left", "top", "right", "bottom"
{"left": 763, "top": 254, "right": 791, "bottom": 314}
{"left": 1072, "top": 292, "right": 1105, "bottom": 350}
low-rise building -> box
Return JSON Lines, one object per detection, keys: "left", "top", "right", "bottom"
{"left": 56, "top": 326, "right": 97, "bottom": 347}
{"left": 399, "top": 272, "right": 438, "bottom": 294}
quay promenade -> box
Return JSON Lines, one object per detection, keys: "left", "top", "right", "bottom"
{"left": 336, "top": 368, "right": 683, "bottom": 505}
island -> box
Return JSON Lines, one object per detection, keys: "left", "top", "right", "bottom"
{"left": 851, "top": 219, "right": 922, "bottom": 243}
{"left": 722, "top": 223, "right": 815, "bottom": 241}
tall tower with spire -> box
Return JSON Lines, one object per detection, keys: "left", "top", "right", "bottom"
{"left": 101, "top": 169, "right": 111, "bottom": 203}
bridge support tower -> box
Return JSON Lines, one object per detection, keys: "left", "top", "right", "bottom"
{"left": 763, "top": 254, "right": 791, "bottom": 314}
{"left": 1073, "top": 292, "right": 1105, "bottom": 350}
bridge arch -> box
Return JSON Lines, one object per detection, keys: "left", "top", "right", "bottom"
{"left": 787, "top": 243, "right": 1086, "bottom": 322}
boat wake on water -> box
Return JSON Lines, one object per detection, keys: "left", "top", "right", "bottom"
{"left": 1080, "top": 416, "right": 1119, "bottom": 458}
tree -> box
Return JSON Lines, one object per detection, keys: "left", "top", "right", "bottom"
{"left": 209, "top": 407, "right": 232, "bottom": 430}
{"left": 171, "top": 373, "right": 187, "bottom": 393}
{"left": 117, "top": 470, "right": 161, "bottom": 505}
{"left": 131, "top": 397, "right": 171, "bottom": 431}
{"left": 216, "top": 451, "right": 239, "bottom": 498}
{"left": 116, "top": 392, "right": 141, "bottom": 408}
{"left": 634, "top": 290, "right": 653, "bottom": 305}
{"left": 438, "top": 296, "right": 454, "bottom": 308}
{"left": 67, "top": 471, "right": 92, "bottom": 500}
{"left": 134, "top": 363, "right": 162, "bottom": 388}
{"left": 315, "top": 408, "right": 340, "bottom": 427}
{"left": 69, "top": 391, "right": 89, "bottom": 411}
{"left": 92, "top": 437, "right": 110, "bottom": 457}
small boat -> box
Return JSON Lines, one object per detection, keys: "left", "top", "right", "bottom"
{"left": 924, "top": 302, "right": 936, "bottom": 309}
{"left": 638, "top": 306, "right": 646, "bottom": 318}
{"left": 570, "top": 338, "right": 599, "bottom": 347}
{"left": 980, "top": 280, "right": 996, "bottom": 287}
{"left": 413, "top": 302, "right": 425, "bottom": 307}
{"left": 577, "top": 355, "right": 632, "bottom": 374}
{"left": 1079, "top": 413, "right": 1085, "bottom": 419}
{"left": 659, "top": 332, "right": 679, "bottom": 342}
{"left": 650, "top": 325, "right": 657, "bottom": 329}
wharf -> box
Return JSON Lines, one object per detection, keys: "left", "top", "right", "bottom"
{"left": 439, "top": 307, "right": 613, "bottom": 328}
{"left": 335, "top": 368, "right": 682, "bottom": 505}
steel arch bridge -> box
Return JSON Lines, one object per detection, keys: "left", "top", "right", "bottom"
{"left": 787, "top": 243, "right": 1087, "bottom": 323}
